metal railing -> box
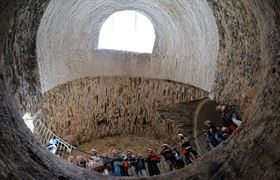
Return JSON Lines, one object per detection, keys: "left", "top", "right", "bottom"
{"left": 32, "top": 111, "right": 79, "bottom": 159}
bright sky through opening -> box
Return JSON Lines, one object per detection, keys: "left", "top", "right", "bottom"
{"left": 98, "top": 11, "right": 155, "bottom": 53}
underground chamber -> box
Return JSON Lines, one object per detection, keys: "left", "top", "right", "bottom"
{"left": 0, "top": 0, "right": 279, "bottom": 179}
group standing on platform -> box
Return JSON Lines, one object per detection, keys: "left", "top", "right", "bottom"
{"left": 205, "top": 104, "right": 242, "bottom": 150}
{"left": 47, "top": 104, "right": 242, "bottom": 177}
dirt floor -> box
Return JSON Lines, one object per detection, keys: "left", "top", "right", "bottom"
{"left": 78, "top": 135, "right": 177, "bottom": 157}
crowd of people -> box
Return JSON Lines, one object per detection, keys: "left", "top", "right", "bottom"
{"left": 46, "top": 104, "right": 242, "bottom": 177}
{"left": 65, "top": 133, "right": 198, "bottom": 177}
{"left": 204, "top": 104, "right": 242, "bottom": 150}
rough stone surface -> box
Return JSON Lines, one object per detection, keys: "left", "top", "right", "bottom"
{"left": 155, "top": 99, "right": 203, "bottom": 144}
{"left": 37, "top": 0, "right": 219, "bottom": 93}
{"left": 0, "top": 76, "right": 110, "bottom": 180}
{"left": 209, "top": 0, "right": 262, "bottom": 113}
{"left": 156, "top": 98, "right": 222, "bottom": 155}
{"left": 0, "top": 0, "right": 279, "bottom": 179}
{"left": 42, "top": 77, "right": 207, "bottom": 144}
{"left": 0, "top": 0, "right": 48, "bottom": 114}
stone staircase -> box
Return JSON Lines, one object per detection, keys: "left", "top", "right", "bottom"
{"left": 155, "top": 98, "right": 220, "bottom": 155}
{"left": 155, "top": 98, "right": 206, "bottom": 146}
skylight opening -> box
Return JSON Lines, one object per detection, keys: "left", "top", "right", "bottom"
{"left": 98, "top": 10, "right": 155, "bottom": 53}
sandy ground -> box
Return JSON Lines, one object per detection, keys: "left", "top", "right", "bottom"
{"left": 78, "top": 135, "right": 177, "bottom": 157}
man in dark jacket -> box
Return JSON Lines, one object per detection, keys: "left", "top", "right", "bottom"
{"left": 177, "top": 134, "right": 198, "bottom": 165}
{"left": 204, "top": 120, "right": 225, "bottom": 150}
{"left": 160, "top": 144, "right": 176, "bottom": 171}
{"left": 135, "top": 155, "right": 147, "bottom": 176}
{"left": 216, "top": 105, "right": 242, "bottom": 134}
{"left": 102, "top": 154, "right": 112, "bottom": 175}
{"left": 127, "top": 151, "right": 137, "bottom": 176}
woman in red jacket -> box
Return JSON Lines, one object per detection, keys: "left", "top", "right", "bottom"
{"left": 146, "top": 148, "right": 160, "bottom": 176}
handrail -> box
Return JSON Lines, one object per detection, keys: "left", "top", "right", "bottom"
{"left": 31, "top": 110, "right": 201, "bottom": 161}
{"left": 32, "top": 111, "right": 109, "bottom": 160}
{"left": 32, "top": 111, "right": 78, "bottom": 159}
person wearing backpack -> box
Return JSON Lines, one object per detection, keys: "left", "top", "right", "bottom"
{"left": 46, "top": 138, "right": 59, "bottom": 154}
{"left": 146, "top": 148, "right": 160, "bottom": 176}
{"left": 204, "top": 120, "right": 225, "bottom": 150}
{"left": 177, "top": 134, "right": 198, "bottom": 165}
{"left": 160, "top": 144, "right": 176, "bottom": 171}
{"left": 216, "top": 105, "right": 242, "bottom": 133}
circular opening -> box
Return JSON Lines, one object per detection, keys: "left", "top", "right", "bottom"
{"left": 98, "top": 10, "right": 156, "bottom": 53}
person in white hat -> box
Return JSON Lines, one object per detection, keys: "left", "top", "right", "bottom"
{"left": 88, "top": 148, "right": 103, "bottom": 172}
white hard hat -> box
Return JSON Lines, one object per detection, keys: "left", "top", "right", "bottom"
{"left": 161, "top": 144, "right": 169, "bottom": 147}
{"left": 177, "top": 134, "right": 184, "bottom": 137}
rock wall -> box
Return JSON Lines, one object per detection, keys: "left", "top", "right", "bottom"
{"left": 155, "top": 100, "right": 204, "bottom": 145}
{"left": 42, "top": 77, "right": 208, "bottom": 144}
{"left": 0, "top": 0, "right": 49, "bottom": 114}
{"left": 0, "top": 2, "right": 106, "bottom": 179}
{"left": 209, "top": 0, "right": 262, "bottom": 114}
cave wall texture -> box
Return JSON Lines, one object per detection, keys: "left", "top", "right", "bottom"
{"left": 0, "top": 0, "right": 48, "bottom": 114}
{"left": 42, "top": 77, "right": 207, "bottom": 144}
{"left": 0, "top": 0, "right": 279, "bottom": 179}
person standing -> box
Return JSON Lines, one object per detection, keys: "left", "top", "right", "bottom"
{"left": 127, "top": 150, "right": 136, "bottom": 176}
{"left": 216, "top": 105, "right": 242, "bottom": 133}
{"left": 112, "top": 149, "right": 124, "bottom": 176}
{"left": 146, "top": 148, "right": 160, "bottom": 176}
{"left": 88, "top": 149, "right": 103, "bottom": 172}
{"left": 177, "top": 134, "right": 198, "bottom": 165}
{"left": 123, "top": 157, "right": 129, "bottom": 176}
{"left": 102, "top": 154, "right": 112, "bottom": 175}
{"left": 172, "top": 148, "right": 185, "bottom": 169}
{"left": 135, "top": 155, "right": 147, "bottom": 177}
{"left": 160, "top": 144, "right": 176, "bottom": 171}
{"left": 204, "top": 120, "right": 225, "bottom": 150}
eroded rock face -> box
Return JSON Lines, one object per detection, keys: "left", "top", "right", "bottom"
{"left": 0, "top": 0, "right": 279, "bottom": 179}
{"left": 0, "top": 0, "right": 48, "bottom": 114}
{"left": 209, "top": 0, "right": 262, "bottom": 113}
{"left": 42, "top": 77, "right": 207, "bottom": 144}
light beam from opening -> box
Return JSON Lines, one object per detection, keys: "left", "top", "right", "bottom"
{"left": 98, "top": 10, "right": 155, "bottom": 53}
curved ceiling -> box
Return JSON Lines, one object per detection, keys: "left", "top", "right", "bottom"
{"left": 37, "top": 0, "right": 219, "bottom": 93}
